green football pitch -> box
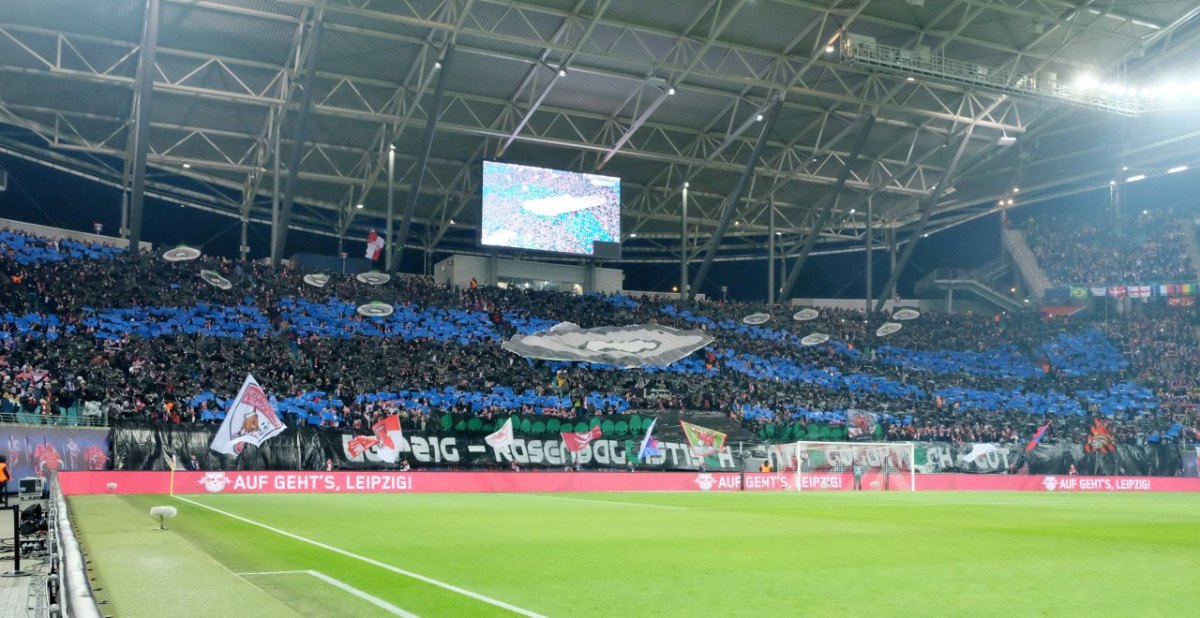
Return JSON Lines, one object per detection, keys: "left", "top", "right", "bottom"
{"left": 70, "top": 491, "right": 1199, "bottom": 617}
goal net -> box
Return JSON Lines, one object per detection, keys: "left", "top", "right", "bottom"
{"left": 767, "top": 441, "right": 915, "bottom": 491}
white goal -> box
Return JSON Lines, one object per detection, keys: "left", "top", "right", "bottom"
{"left": 767, "top": 441, "right": 915, "bottom": 491}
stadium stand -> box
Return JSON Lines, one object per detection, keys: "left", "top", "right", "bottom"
{"left": 3, "top": 227, "right": 1199, "bottom": 453}
{"left": 1022, "top": 205, "right": 1196, "bottom": 287}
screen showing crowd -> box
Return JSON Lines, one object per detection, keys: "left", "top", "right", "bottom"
{"left": 481, "top": 161, "right": 621, "bottom": 255}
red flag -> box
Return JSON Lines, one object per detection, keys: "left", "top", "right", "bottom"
{"left": 346, "top": 435, "right": 379, "bottom": 458}
{"left": 365, "top": 229, "right": 385, "bottom": 261}
{"left": 372, "top": 414, "right": 402, "bottom": 450}
{"left": 560, "top": 426, "right": 602, "bottom": 453}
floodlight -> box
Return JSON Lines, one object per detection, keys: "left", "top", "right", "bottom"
{"left": 1167, "top": 165, "right": 1188, "bottom": 174}
{"left": 1126, "top": 174, "right": 1146, "bottom": 183}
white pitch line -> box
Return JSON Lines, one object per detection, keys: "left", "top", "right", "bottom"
{"left": 513, "top": 493, "right": 689, "bottom": 510}
{"left": 176, "top": 496, "right": 545, "bottom": 618}
{"left": 305, "top": 570, "right": 418, "bottom": 618}
{"left": 238, "top": 570, "right": 418, "bottom": 617}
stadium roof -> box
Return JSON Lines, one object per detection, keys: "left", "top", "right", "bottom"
{"left": 2, "top": 0, "right": 1200, "bottom": 264}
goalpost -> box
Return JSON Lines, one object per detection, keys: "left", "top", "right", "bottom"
{"left": 768, "top": 441, "right": 916, "bottom": 491}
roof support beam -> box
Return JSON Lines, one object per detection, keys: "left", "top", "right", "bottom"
{"left": 391, "top": 42, "right": 455, "bottom": 272}
{"left": 688, "top": 96, "right": 781, "bottom": 301}
{"left": 874, "top": 125, "right": 973, "bottom": 312}
{"left": 272, "top": 15, "right": 324, "bottom": 265}
{"left": 777, "top": 113, "right": 875, "bottom": 301}
{"left": 496, "top": 0, "right": 614, "bottom": 159}
{"left": 127, "top": 0, "right": 160, "bottom": 251}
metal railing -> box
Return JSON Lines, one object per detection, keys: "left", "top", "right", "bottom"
{"left": 840, "top": 39, "right": 1196, "bottom": 117}
{"left": 0, "top": 412, "right": 109, "bottom": 429}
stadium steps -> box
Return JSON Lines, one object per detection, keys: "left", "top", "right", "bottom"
{"left": 1001, "top": 228, "right": 1052, "bottom": 300}
{"left": 914, "top": 258, "right": 1025, "bottom": 312}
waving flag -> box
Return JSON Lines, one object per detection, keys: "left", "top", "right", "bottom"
{"left": 1084, "top": 418, "right": 1117, "bottom": 454}
{"left": 561, "top": 426, "right": 602, "bottom": 453}
{"left": 1026, "top": 421, "right": 1051, "bottom": 452}
{"left": 372, "top": 414, "right": 404, "bottom": 463}
{"left": 210, "top": 374, "right": 286, "bottom": 455}
{"left": 485, "top": 418, "right": 515, "bottom": 450}
{"left": 680, "top": 420, "right": 726, "bottom": 457}
{"left": 365, "top": 229, "right": 385, "bottom": 261}
{"left": 637, "top": 419, "right": 661, "bottom": 462}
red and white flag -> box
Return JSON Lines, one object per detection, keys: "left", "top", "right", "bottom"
{"left": 372, "top": 414, "right": 404, "bottom": 463}
{"left": 1108, "top": 286, "right": 1127, "bottom": 298}
{"left": 1130, "top": 285, "right": 1151, "bottom": 298}
{"left": 560, "top": 426, "right": 602, "bottom": 453}
{"left": 210, "top": 374, "right": 287, "bottom": 455}
{"left": 365, "top": 229, "right": 385, "bottom": 261}
{"left": 485, "top": 418, "right": 515, "bottom": 450}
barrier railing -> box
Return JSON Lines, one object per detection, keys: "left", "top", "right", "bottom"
{"left": 50, "top": 476, "right": 103, "bottom": 618}
{"left": 0, "top": 413, "right": 109, "bottom": 429}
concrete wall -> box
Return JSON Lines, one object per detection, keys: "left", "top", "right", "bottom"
{"left": 0, "top": 217, "right": 151, "bottom": 251}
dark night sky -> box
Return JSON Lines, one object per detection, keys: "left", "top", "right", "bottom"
{"left": 1, "top": 152, "right": 1196, "bottom": 302}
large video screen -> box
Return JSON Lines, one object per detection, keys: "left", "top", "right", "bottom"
{"left": 481, "top": 161, "right": 621, "bottom": 255}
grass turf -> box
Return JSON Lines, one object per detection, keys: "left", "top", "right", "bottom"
{"left": 71, "top": 491, "right": 1200, "bottom": 617}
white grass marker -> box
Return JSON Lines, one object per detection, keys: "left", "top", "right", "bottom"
{"left": 176, "top": 496, "right": 545, "bottom": 618}
{"left": 239, "top": 570, "right": 419, "bottom": 618}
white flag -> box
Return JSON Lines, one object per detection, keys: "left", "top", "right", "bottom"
{"left": 210, "top": 374, "right": 287, "bottom": 455}
{"left": 485, "top": 418, "right": 515, "bottom": 450}
{"left": 365, "top": 229, "right": 385, "bottom": 261}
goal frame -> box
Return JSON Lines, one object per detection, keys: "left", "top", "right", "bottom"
{"left": 787, "top": 441, "right": 916, "bottom": 492}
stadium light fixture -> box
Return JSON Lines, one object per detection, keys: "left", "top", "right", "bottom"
{"left": 433, "top": 61, "right": 442, "bottom": 70}
{"left": 683, "top": 181, "right": 689, "bottom": 188}
{"left": 1012, "top": 187, "right": 1020, "bottom": 193}
{"left": 756, "top": 113, "right": 764, "bottom": 122}
{"left": 1126, "top": 174, "right": 1146, "bottom": 183}
{"left": 181, "top": 163, "right": 191, "bottom": 169}
{"left": 355, "top": 203, "right": 364, "bottom": 209}
{"left": 906, "top": 76, "right": 915, "bottom": 82}
{"left": 1122, "top": 165, "right": 1129, "bottom": 171}
{"left": 998, "top": 132, "right": 1016, "bottom": 146}
{"left": 1110, "top": 180, "right": 1117, "bottom": 186}
{"left": 667, "top": 87, "right": 676, "bottom": 96}
{"left": 449, "top": 218, "right": 455, "bottom": 224}
{"left": 1168, "top": 165, "right": 1188, "bottom": 174}
{"left": 848, "top": 208, "right": 856, "bottom": 214}
{"left": 558, "top": 68, "right": 567, "bottom": 77}
{"left": 825, "top": 44, "right": 835, "bottom": 53}
{"left": 629, "top": 232, "right": 637, "bottom": 238}
{"left": 1142, "top": 209, "right": 1149, "bottom": 215}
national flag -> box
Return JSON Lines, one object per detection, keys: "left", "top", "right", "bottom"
{"left": 365, "top": 229, "right": 385, "bottom": 261}
{"left": 485, "top": 418, "right": 515, "bottom": 450}
{"left": 1090, "top": 287, "right": 1107, "bottom": 297}
{"left": 1130, "top": 285, "right": 1151, "bottom": 298}
{"left": 561, "top": 426, "right": 602, "bottom": 453}
{"left": 1184, "top": 283, "right": 1198, "bottom": 295}
{"left": 679, "top": 420, "right": 727, "bottom": 457}
{"left": 372, "top": 414, "right": 404, "bottom": 463}
{"left": 637, "top": 419, "right": 661, "bottom": 462}
{"left": 1025, "top": 421, "right": 1051, "bottom": 452}
{"left": 210, "top": 374, "right": 287, "bottom": 455}
{"left": 1070, "top": 287, "right": 1088, "bottom": 299}
{"left": 1108, "top": 286, "right": 1126, "bottom": 298}
{"left": 1083, "top": 418, "right": 1116, "bottom": 454}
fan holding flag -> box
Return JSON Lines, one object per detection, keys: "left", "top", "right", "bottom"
{"left": 637, "top": 418, "right": 661, "bottom": 464}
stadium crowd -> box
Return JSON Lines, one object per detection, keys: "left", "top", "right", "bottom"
{"left": 2, "top": 226, "right": 1199, "bottom": 452}
{"left": 1022, "top": 205, "right": 1195, "bottom": 287}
